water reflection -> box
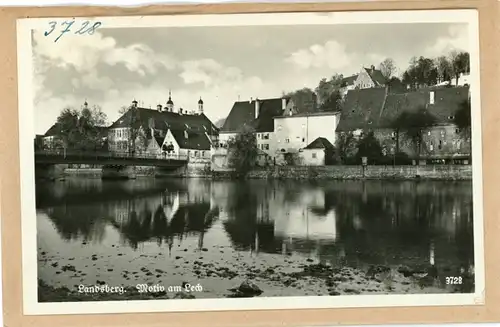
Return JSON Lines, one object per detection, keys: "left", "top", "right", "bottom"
{"left": 37, "top": 178, "right": 474, "bottom": 279}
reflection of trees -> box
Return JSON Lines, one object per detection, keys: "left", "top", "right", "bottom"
{"left": 331, "top": 181, "right": 474, "bottom": 269}
{"left": 222, "top": 182, "right": 280, "bottom": 253}
{"left": 42, "top": 204, "right": 110, "bottom": 243}
{"left": 111, "top": 196, "right": 219, "bottom": 250}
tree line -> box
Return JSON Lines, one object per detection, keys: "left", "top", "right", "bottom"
{"left": 284, "top": 50, "right": 470, "bottom": 114}
{"left": 36, "top": 104, "right": 108, "bottom": 151}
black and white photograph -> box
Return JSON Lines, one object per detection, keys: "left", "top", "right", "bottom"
{"left": 17, "top": 10, "right": 484, "bottom": 315}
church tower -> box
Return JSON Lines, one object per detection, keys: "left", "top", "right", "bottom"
{"left": 166, "top": 90, "right": 174, "bottom": 112}
{"left": 198, "top": 97, "right": 204, "bottom": 115}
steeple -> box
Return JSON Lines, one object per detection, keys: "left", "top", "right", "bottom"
{"left": 166, "top": 90, "right": 174, "bottom": 112}
{"left": 198, "top": 96, "right": 204, "bottom": 115}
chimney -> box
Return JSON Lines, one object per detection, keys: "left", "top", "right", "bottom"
{"left": 371, "top": 65, "right": 375, "bottom": 71}
{"left": 429, "top": 91, "right": 435, "bottom": 105}
{"left": 249, "top": 97, "right": 253, "bottom": 104}
{"left": 281, "top": 98, "right": 287, "bottom": 111}
{"left": 179, "top": 108, "right": 183, "bottom": 115}
{"left": 157, "top": 104, "right": 163, "bottom": 112}
{"left": 255, "top": 99, "right": 260, "bottom": 119}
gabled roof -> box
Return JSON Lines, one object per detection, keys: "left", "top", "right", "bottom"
{"left": 44, "top": 123, "right": 61, "bottom": 137}
{"left": 336, "top": 86, "right": 470, "bottom": 132}
{"left": 304, "top": 137, "right": 335, "bottom": 151}
{"left": 364, "top": 67, "right": 387, "bottom": 86}
{"left": 169, "top": 129, "right": 211, "bottom": 151}
{"left": 109, "top": 107, "right": 218, "bottom": 135}
{"left": 341, "top": 74, "right": 358, "bottom": 87}
{"left": 221, "top": 97, "right": 289, "bottom": 133}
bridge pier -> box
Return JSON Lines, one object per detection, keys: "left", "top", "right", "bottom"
{"left": 35, "top": 164, "right": 67, "bottom": 181}
{"left": 102, "top": 165, "right": 137, "bottom": 180}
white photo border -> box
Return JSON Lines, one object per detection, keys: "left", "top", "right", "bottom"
{"left": 17, "top": 9, "right": 485, "bottom": 316}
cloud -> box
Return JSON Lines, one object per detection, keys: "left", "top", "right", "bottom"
{"left": 285, "top": 40, "right": 351, "bottom": 71}
{"left": 33, "top": 30, "right": 176, "bottom": 75}
{"left": 424, "top": 25, "right": 469, "bottom": 58}
{"left": 179, "top": 59, "right": 250, "bottom": 87}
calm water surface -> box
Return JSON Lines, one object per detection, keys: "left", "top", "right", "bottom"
{"left": 36, "top": 178, "right": 474, "bottom": 298}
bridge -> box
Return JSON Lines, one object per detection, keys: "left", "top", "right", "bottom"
{"left": 35, "top": 149, "right": 189, "bottom": 167}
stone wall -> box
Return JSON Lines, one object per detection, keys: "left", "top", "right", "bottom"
{"left": 244, "top": 164, "right": 472, "bottom": 181}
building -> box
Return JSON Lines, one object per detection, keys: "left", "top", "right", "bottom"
{"left": 336, "top": 86, "right": 471, "bottom": 163}
{"left": 42, "top": 123, "right": 61, "bottom": 149}
{"left": 107, "top": 93, "right": 218, "bottom": 161}
{"left": 300, "top": 137, "right": 336, "bottom": 166}
{"left": 339, "top": 65, "right": 387, "bottom": 97}
{"left": 273, "top": 111, "right": 340, "bottom": 154}
{"left": 219, "top": 97, "right": 295, "bottom": 157}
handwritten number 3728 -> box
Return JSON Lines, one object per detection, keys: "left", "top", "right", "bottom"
{"left": 44, "top": 20, "right": 102, "bottom": 42}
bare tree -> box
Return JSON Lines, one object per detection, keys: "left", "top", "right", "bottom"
{"left": 379, "top": 58, "right": 397, "bottom": 79}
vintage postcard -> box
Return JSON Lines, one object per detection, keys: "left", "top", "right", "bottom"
{"left": 16, "top": 9, "right": 484, "bottom": 316}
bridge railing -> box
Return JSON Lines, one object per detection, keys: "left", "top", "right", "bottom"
{"left": 35, "top": 149, "right": 189, "bottom": 161}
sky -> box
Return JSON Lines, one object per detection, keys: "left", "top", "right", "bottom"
{"left": 32, "top": 22, "right": 469, "bottom": 135}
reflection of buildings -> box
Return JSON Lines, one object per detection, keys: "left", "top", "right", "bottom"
{"left": 216, "top": 180, "right": 474, "bottom": 270}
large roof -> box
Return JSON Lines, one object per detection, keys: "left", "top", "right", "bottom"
{"left": 221, "top": 97, "right": 289, "bottom": 133}
{"left": 109, "top": 107, "right": 218, "bottom": 134}
{"left": 169, "top": 129, "right": 212, "bottom": 151}
{"left": 336, "top": 86, "right": 470, "bottom": 132}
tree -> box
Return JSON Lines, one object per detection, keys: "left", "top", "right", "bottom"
{"left": 54, "top": 105, "right": 108, "bottom": 151}
{"left": 453, "top": 98, "right": 472, "bottom": 156}
{"left": 355, "top": 131, "right": 384, "bottom": 164}
{"left": 435, "top": 56, "right": 452, "bottom": 84}
{"left": 379, "top": 58, "right": 397, "bottom": 79}
{"left": 335, "top": 131, "right": 357, "bottom": 164}
{"left": 116, "top": 105, "right": 148, "bottom": 155}
{"left": 226, "top": 125, "right": 259, "bottom": 178}
{"left": 319, "top": 90, "right": 343, "bottom": 112}
{"left": 284, "top": 88, "right": 317, "bottom": 113}
{"left": 392, "top": 107, "right": 438, "bottom": 161}
{"left": 315, "top": 74, "right": 344, "bottom": 106}
{"left": 450, "top": 51, "right": 470, "bottom": 85}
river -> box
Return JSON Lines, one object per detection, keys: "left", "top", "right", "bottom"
{"left": 36, "top": 178, "right": 475, "bottom": 301}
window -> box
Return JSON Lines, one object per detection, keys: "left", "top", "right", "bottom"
{"left": 263, "top": 134, "right": 269, "bottom": 140}
{"left": 438, "top": 140, "right": 443, "bottom": 150}
{"left": 187, "top": 150, "right": 191, "bottom": 156}
{"left": 257, "top": 134, "right": 261, "bottom": 139}
{"left": 428, "top": 131, "right": 431, "bottom": 136}
{"left": 263, "top": 144, "right": 269, "bottom": 150}
{"left": 194, "top": 151, "right": 198, "bottom": 157}
{"left": 302, "top": 138, "right": 305, "bottom": 142}
{"left": 312, "top": 153, "right": 317, "bottom": 158}
{"left": 430, "top": 143, "right": 434, "bottom": 151}
{"left": 285, "top": 138, "right": 290, "bottom": 143}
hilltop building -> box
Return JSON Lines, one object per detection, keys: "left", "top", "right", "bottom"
{"left": 339, "top": 65, "right": 388, "bottom": 97}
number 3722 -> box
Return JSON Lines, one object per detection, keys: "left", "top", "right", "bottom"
{"left": 445, "top": 276, "right": 463, "bottom": 285}
{"left": 44, "top": 20, "right": 102, "bottom": 43}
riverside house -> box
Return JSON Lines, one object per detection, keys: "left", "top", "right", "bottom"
{"left": 219, "top": 97, "right": 296, "bottom": 158}
{"left": 108, "top": 94, "right": 219, "bottom": 161}
{"left": 336, "top": 85, "right": 471, "bottom": 164}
